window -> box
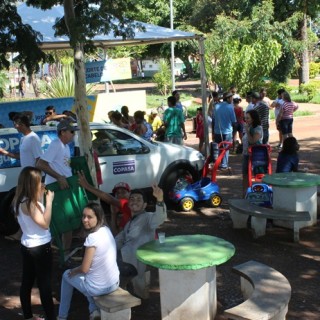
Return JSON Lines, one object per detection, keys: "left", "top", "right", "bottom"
{"left": 91, "top": 129, "right": 150, "bottom": 156}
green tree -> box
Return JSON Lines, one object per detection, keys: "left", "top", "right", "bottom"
{"left": 205, "top": 1, "right": 284, "bottom": 94}
{"left": 153, "top": 60, "right": 172, "bottom": 95}
{"left": 25, "top": 0, "right": 139, "bottom": 185}
{"left": 0, "top": 0, "right": 51, "bottom": 73}
{"left": 272, "top": 0, "right": 320, "bottom": 84}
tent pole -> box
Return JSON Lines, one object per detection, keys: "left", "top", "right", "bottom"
{"left": 170, "top": 0, "right": 175, "bottom": 90}
{"left": 198, "top": 36, "right": 209, "bottom": 158}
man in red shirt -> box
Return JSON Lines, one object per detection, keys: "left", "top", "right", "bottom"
{"left": 78, "top": 173, "right": 131, "bottom": 235}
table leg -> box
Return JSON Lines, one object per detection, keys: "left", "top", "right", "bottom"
{"left": 159, "top": 267, "right": 216, "bottom": 320}
{"left": 272, "top": 186, "right": 317, "bottom": 228}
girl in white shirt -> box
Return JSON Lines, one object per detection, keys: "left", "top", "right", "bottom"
{"left": 58, "top": 203, "right": 119, "bottom": 320}
{"left": 13, "top": 166, "right": 56, "bottom": 320}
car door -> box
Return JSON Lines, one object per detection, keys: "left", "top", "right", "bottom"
{"left": 91, "top": 127, "right": 153, "bottom": 193}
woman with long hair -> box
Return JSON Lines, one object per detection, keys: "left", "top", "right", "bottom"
{"left": 242, "top": 109, "right": 263, "bottom": 196}
{"left": 13, "top": 166, "right": 56, "bottom": 320}
{"left": 58, "top": 203, "right": 119, "bottom": 320}
{"left": 276, "top": 91, "right": 298, "bottom": 140}
{"left": 276, "top": 137, "right": 300, "bottom": 173}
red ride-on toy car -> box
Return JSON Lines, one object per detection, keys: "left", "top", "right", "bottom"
{"left": 169, "top": 141, "right": 232, "bottom": 211}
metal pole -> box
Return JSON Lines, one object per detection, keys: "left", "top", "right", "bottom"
{"left": 198, "top": 36, "right": 209, "bottom": 158}
{"left": 170, "top": 0, "right": 175, "bottom": 91}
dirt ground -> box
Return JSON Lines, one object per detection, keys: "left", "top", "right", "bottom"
{"left": 0, "top": 85, "right": 319, "bottom": 319}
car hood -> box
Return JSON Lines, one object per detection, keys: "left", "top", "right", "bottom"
{"left": 156, "top": 141, "right": 205, "bottom": 164}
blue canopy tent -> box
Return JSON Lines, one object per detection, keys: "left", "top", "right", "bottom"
{"left": 17, "top": 2, "right": 209, "bottom": 156}
{"left": 17, "top": 3, "right": 198, "bottom": 49}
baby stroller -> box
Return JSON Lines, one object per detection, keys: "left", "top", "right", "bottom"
{"left": 245, "top": 144, "right": 273, "bottom": 207}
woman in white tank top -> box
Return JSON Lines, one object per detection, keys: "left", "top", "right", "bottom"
{"left": 13, "top": 166, "right": 56, "bottom": 320}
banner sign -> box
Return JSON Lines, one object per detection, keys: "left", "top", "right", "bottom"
{"left": 85, "top": 58, "right": 131, "bottom": 83}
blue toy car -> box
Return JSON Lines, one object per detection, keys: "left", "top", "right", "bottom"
{"left": 245, "top": 183, "right": 273, "bottom": 207}
{"left": 169, "top": 177, "right": 222, "bottom": 212}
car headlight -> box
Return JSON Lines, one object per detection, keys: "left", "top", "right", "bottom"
{"left": 195, "top": 152, "right": 205, "bottom": 161}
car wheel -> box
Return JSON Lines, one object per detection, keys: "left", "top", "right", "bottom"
{"left": 180, "top": 197, "right": 194, "bottom": 212}
{"left": 209, "top": 193, "right": 222, "bottom": 207}
{"left": 0, "top": 188, "right": 19, "bottom": 236}
{"left": 161, "top": 165, "right": 199, "bottom": 203}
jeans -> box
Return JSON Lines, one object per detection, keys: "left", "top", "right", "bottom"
{"left": 262, "top": 129, "right": 269, "bottom": 144}
{"left": 20, "top": 242, "right": 56, "bottom": 320}
{"left": 214, "top": 133, "right": 232, "bottom": 168}
{"left": 58, "top": 270, "right": 119, "bottom": 319}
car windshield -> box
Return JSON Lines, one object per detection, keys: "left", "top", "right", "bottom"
{"left": 91, "top": 128, "right": 150, "bottom": 156}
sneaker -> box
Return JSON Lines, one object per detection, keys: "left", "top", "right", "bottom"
{"left": 89, "top": 309, "right": 101, "bottom": 320}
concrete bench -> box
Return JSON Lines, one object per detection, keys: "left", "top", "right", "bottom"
{"left": 94, "top": 287, "right": 141, "bottom": 320}
{"left": 224, "top": 260, "right": 291, "bottom": 320}
{"left": 228, "top": 199, "right": 310, "bottom": 242}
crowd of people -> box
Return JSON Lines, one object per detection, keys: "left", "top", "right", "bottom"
{"left": 107, "top": 90, "right": 187, "bottom": 145}
{"left": 1, "top": 103, "right": 167, "bottom": 320}
{"left": 2, "top": 84, "right": 303, "bottom": 320}
{"left": 206, "top": 86, "right": 300, "bottom": 195}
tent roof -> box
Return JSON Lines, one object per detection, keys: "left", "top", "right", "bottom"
{"left": 17, "top": 3, "right": 198, "bottom": 50}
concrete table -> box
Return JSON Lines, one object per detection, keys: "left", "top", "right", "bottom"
{"left": 136, "top": 234, "right": 235, "bottom": 320}
{"left": 262, "top": 172, "right": 320, "bottom": 228}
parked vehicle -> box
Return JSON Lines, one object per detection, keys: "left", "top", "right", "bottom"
{"left": 0, "top": 123, "right": 205, "bottom": 233}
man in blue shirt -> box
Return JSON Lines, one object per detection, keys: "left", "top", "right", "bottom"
{"left": 213, "top": 92, "right": 236, "bottom": 169}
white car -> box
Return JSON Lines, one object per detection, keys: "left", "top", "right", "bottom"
{"left": 0, "top": 123, "right": 204, "bottom": 231}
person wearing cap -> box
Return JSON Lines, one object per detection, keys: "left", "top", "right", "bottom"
{"left": 37, "top": 120, "right": 78, "bottom": 189}
{"left": 78, "top": 173, "right": 132, "bottom": 235}
{"left": 147, "top": 109, "right": 162, "bottom": 132}
{"left": 36, "top": 120, "right": 79, "bottom": 255}
{"left": 213, "top": 92, "right": 236, "bottom": 169}
{"left": 251, "top": 92, "right": 269, "bottom": 144}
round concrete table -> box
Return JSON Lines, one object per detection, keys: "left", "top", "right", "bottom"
{"left": 136, "top": 234, "right": 235, "bottom": 320}
{"left": 262, "top": 172, "right": 320, "bottom": 228}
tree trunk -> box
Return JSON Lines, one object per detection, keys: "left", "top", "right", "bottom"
{"left": 180, "top": 56, "right": 193, "bottom": 77}
{"left": 74, "top": 44, "right": 97, "bottom": 186}
{"left": 299, "top": 10, "right": 309, "bottom": 84}
{"left": 30, "top": 73, "right": 40, "bottom": 97}
{"left": 64, "top": 0, "right": 97, "bottom": 186}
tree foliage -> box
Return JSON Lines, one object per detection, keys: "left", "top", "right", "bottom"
{"left": 0, "top": 0, "right": 51, "bottom": 74}
{"left": 205, "top": 1, "right": 284, "bottom": 93}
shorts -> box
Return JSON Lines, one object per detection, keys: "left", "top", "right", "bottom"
{"left": 279, "top": 118, "right": 293, "bottom": 135}
{"left": 233, "top": 123, "right": 243, "bottom": 135}
{"left": 242, "top": 155, "right": 249, "bottom": 174}
{"left": 165, "top": 135, "right": 183, "bottom": 145}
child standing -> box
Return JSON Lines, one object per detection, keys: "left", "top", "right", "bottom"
{"left": 196, "top": 107, "right": 204, "bottom": 153}
{"left": 233, "top": 98, "right": 244, "bottom": 152}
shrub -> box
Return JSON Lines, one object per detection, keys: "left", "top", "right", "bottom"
{"left": 152, "top": 60, "right": 172, "bottom": 96}
{"left": 309, "top": 62, "right": 320, "bottom": 78}
{"left": 263, "top": 82, "right": 291, "bottom": 99}
{"left": 299, "top": 83, "right": 317, "bottom": 100}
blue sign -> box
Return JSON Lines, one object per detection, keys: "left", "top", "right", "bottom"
{"left": 85, "top": 61, "right": 107, "bottom": 84}
{"left": 113, "top": 160, "right": 135, "bottom": 175}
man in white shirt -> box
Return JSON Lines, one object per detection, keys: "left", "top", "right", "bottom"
{"left": 0, "top": 113, "right": 42, "bottom": 167}
{"left": 37, "top": 119, "right": 78, "bottom": 189}
{"left": 37, "top": 119, "right": 79, "bottom": 254}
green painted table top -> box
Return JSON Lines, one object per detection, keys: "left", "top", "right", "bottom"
{"left": 136, "top": 234, "right": 235, "bottom": 270}
{"left": 262, "top": 172, "right": 320, "bottom": 188}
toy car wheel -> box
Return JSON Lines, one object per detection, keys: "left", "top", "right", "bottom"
{"left": 209, "top": 193, "right": 222, "bottom": 207}
{"left": 180, "top": 197, "right": 194, "bottom": 212}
